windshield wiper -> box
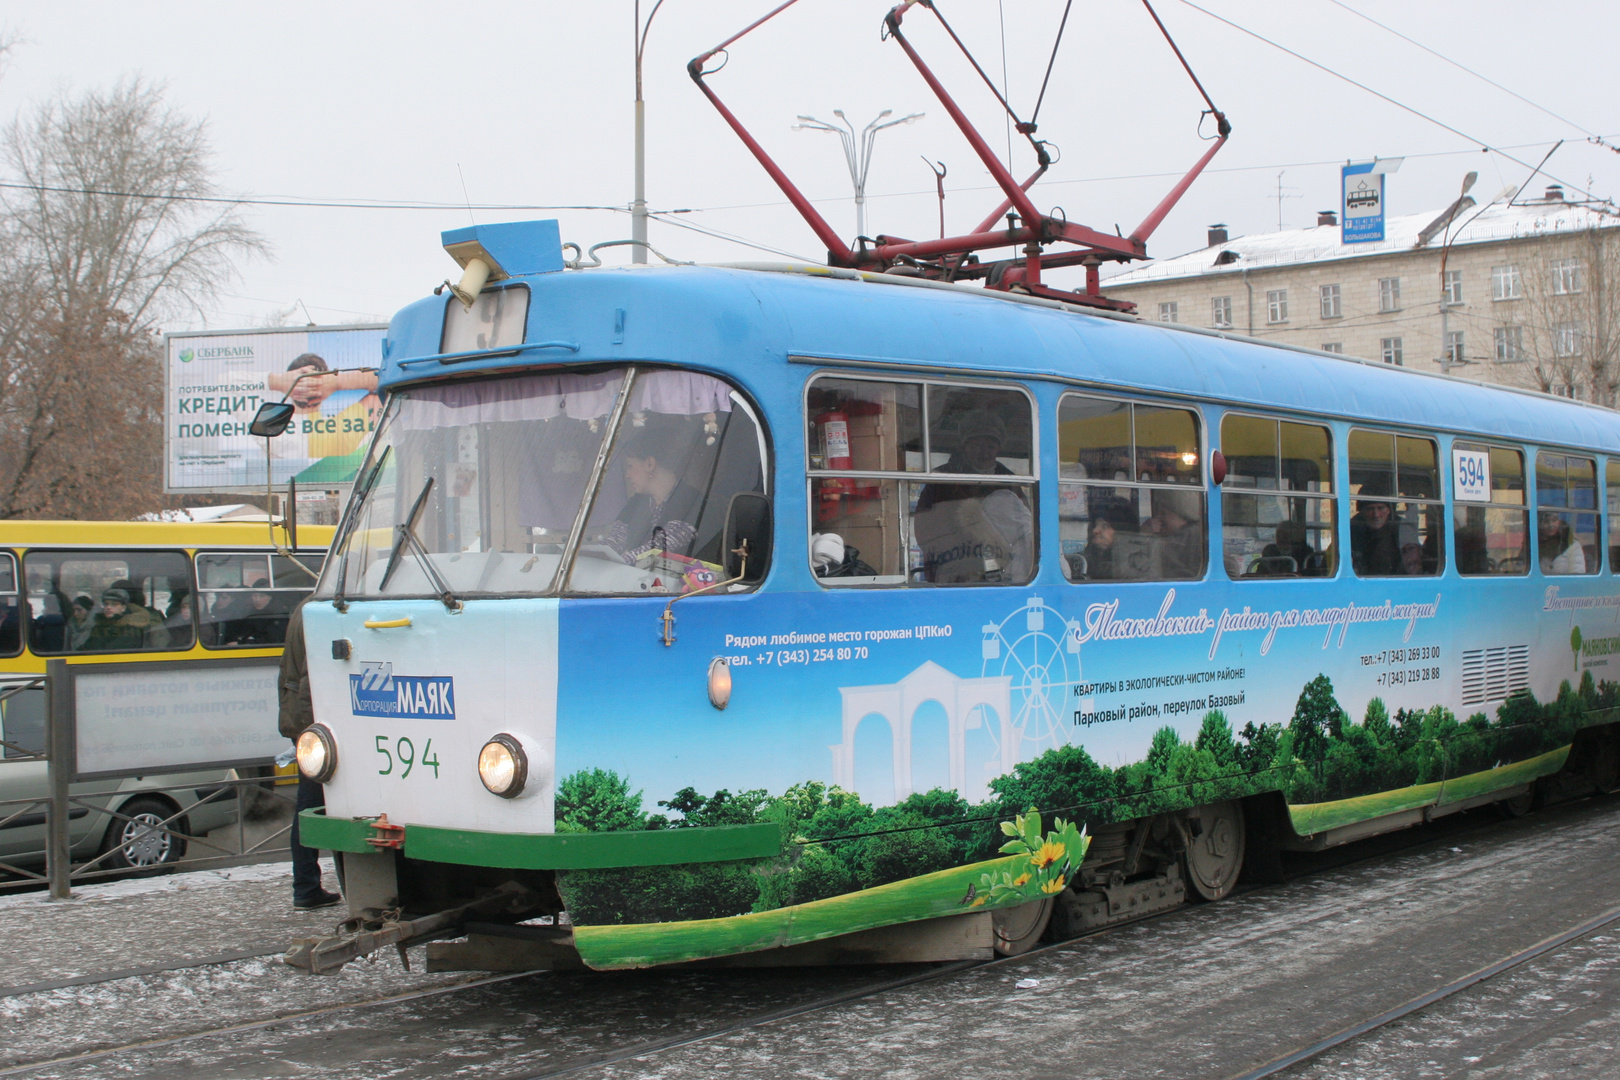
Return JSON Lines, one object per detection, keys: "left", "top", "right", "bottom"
{"left": 331, "top": 445, "right": 391, "bottom": 613}
{"left": 378, "top": 476, "right": 462, "bottom": 611}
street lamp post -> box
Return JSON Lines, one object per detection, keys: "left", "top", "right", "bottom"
{"left": 793, "top": 110, "right": 923, "bottom": 240}
{"left": 1437, "top": 177, "right": 1518, "bottom": 374}
{"left": 632, "top": 0, "right": 668, "bottom": 265}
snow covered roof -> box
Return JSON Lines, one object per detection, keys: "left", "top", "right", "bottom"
{"left": 1104, "top": 197, "right": 1619, "bottom": 287}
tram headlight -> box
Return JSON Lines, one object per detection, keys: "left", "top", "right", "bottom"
{"left": 478, "top": 734, "right": 528, "bottom": 798}
{"left": 296, "top": 724, "right": 338, "bottom": 784}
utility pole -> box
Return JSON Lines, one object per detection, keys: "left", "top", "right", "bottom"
{"left": 631, "top": 0, "right": 667, "bottom": 264}
{"left": 794, "top": 110, "right": 923, "bottom": 240}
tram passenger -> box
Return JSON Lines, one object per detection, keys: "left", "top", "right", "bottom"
{"left": 605, "top": 420, "right": 704, "bottom": 562}
{"left": 1146, "top": 491, "right": 1203, "bottom": 579}
{"left": 913, "top": 411, "right": 1032, "bottom": 583}
{"left": 1080, "top": 499, "right": 1143, "bottom": 580}
{"left": 1350, "top": 490, "right": 1403, "bottom": 576}
{"left": 1539, "top": 512, "right": 1586, "bottom": 574}
{"left": 1259, "top": 519, "right": 1316, "bottom": 576}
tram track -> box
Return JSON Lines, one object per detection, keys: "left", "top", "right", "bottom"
{"left": 3, "top": 797, "right": 1615, "bottom": 1079}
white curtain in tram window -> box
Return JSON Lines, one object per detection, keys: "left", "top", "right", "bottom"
{"left": 630, "top": 370, "right": 734, "bottom": 416}
{"left": 398, "top": 371, "right": 626, "bottom": 430}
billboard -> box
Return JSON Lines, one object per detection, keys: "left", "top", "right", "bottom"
{"left": 165, "top": 324, "right": 386, "bottom": 494}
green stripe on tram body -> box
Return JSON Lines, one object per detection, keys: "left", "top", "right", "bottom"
{"left": 296, "top": 808, "right": 784, "bottom": 868}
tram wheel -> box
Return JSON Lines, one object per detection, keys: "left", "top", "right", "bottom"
{"left": 1182, "top": 800, "right": 1245, "bottom": 902}
{"left": 991, "top": 896, "right": 1054, "bottom": 956}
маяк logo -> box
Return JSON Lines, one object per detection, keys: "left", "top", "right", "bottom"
{"left": 349, "top": 661, "right": 455, "bottom": 720}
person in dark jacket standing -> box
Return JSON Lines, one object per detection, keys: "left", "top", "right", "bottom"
{"left": 278, "top": 600, "right": 341, "bottom": 909}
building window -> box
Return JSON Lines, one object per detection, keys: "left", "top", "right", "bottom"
{"left": 1445, "top": 331, "right": 1465, "bottom": 365}
{"left": 1158, "top": 301, "right": 1179, "bottom": 323}
{"left": 805, "top": 376, "right": 1035, "bottom": 587}
{"left": 1443, "top": 270, "right": 1464, "bottom": 305}
{"left": 1211, "top": 296, "right": 1232, "bottom": 328}
{"left": 1058, "top": 394, "right": 1206, "bottom": 583}
{"left": 1378, "top": 277, "right": 1401, "bottom": 313}
{"left": 1380, "top": 338, "right": 1403, "bottom": 366}
{"left": 1266, "top": 289, "right": 1288, "bottom": 324}
{"left": 1552, "top": 258, "right": 1584, "bottom": 295}
{"left": 1321, "top": 343, "right": 1344, "bottom": 354}
{"left": 1494, "top": 325, "right": 1523, "bottom": 361}
{"left": 1319, "top": 283, "right": 1341, "bottom": 319}
{"left": 1555, "top": 322, "right": 1583, "bottom": 358}
{"left": 1492, "top": 265, "right": 1522, "bottom": 300}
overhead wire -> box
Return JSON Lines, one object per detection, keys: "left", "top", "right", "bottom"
{"left": 1169, "top": 0, "right": 1610, "bottom": 206}
{"left": 0, "top": 179, "right": 628, "bottom": 214}
{"left": 1322, "top": 0, "right": 1600, "bottom": 140}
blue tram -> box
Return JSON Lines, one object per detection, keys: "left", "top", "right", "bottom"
{"left": 291, "top": 219, "right": 1620, "bottom": 971}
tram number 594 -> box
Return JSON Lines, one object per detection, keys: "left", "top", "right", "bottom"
{"left": 375, "top": 735, "right": 441, "bottom": 779}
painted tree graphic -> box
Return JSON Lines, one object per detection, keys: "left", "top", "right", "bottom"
{"left": 1571, "top": 625, "right": 1583, "bottom": 673}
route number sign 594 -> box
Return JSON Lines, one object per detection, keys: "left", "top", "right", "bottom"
{"left": 1453, "top": 448, "right": 1491, "bottom": 503}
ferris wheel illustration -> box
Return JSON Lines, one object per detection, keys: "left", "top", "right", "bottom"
{"left": 978, "top": 596, "right": 1084, "bottom": 780}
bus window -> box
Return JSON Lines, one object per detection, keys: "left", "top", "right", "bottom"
{"left": 1220, "top": 415, "right": 1337, "bottom": 579}
{"left": 1348, "top": 430, "right": 1444, "bottom": 577}
{"left": 1608, "top": 460, "right": 1620, "bottom": 572}
{"left": 24, "top": 550, "right": 194, "bottom": 654}
{"left": 1536, "top": 452, "right": 1599, "bottom": 576}
{"left": 807, "top": 376, "right": 1035, "bottom": 586}
{"left": 0, "top": 554, "right": 19, "bottom": 658}
{"left": 197, "top": 551, "right": 327, "bottom": 648}
{"left": 567, "top": 370, "right": 768, "bottom": 595}
{"left": 1453, "top": 443, "right": 1528, "bottom": 575}
{"left": 1058, "top": 394, "right": 1205, "bottom": 582}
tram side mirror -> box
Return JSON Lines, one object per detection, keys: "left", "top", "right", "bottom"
{"left": 250, "top": 401, "right": 297, "bottom": 438}
{"left": 722, "top": 492, "right": 772, "bottom": 585}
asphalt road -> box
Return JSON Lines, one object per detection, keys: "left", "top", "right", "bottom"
{"left": 4, "top": 796, "right": 1618, "bottom": 1080}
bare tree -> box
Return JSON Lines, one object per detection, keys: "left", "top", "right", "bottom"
{"left": 1514, "top": 222, "right": 1620, "bottom": 406}
{"left": 0, "top": 78, "right": 265, "bottom": 519}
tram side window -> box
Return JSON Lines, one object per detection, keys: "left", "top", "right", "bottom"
{"left": 0, "top": 683, "right": 44, "bottom": 757}
{"left": 0, "top": 554, "right": 20, "bottom": 658}
{"left": 1536, "top": 452, "right": 1599, "bottom": 576}
{"left": 805, "top": 376, "right": 1035, "bottom": 586}
{"left": 1220, "top": 415, "right": 1337, "bottom": 579}
{"left": 197, "top": 551, "right": 327, "bottom": 648}
{"left": 24, "top": 550, "right": 194, "bottom": 654}
{"left": 1347, "top": 430, "right": 1444, "bottom": 576}
{"left": 1057, "top": 394, "right": 1206, "bottom": 582}
{"left": 1608, "top": 460, "right": 1620, "bottom": 572}
{"left": 568, "top": 370, "right": 768, "bottom": 595}
{"left": 1452, "top": 443, "right": 1528, "bottom": 575}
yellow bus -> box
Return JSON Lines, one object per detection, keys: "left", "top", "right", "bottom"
{"left": 0, "top": 520, "right": 332, "bottom": 876}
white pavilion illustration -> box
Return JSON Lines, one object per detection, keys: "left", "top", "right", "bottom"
{"left": 830, "top": 661, "right": 1014, "bottom": 804}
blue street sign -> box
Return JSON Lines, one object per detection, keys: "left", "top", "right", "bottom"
{"left": 1341, "top": 161, "right": 1385, "bottom": 243}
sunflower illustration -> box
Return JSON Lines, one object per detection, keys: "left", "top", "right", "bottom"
{"left": 1030, "top": 841, "right": 1066, "bottom": 869}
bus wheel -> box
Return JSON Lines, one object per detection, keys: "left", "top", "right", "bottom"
{"left": 1182, "top": 800, "right": 1245, "bottom": 902}
{"left": 991, "top": 897, "right": 1054, "bottom": 956}
{"left": 99, "top": 797, "right": 188, "bottom": 872}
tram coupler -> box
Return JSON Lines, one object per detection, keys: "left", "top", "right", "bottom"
{"left": 283, "top": 881, "right": 544, "bottom": 975}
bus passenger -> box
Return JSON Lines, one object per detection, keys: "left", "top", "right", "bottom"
{"left": 606, "top": 422, "right": 703, "bottom": 562}
{"left": 914, "top": 411, "right": 1032, "bottom": 583}
{"left": 85, "top": 588, "right": 168, "bottom": 651}
{"left": 221, "top": 579, "right": 287, "bottom": 646}
{"left": 1350, "top": 495, "right": 1403, "bottom": 575}
{"left": 66, "top": 595, "right": 95, "bottom": 650}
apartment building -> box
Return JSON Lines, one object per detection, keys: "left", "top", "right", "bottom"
{"left": 1102, "top": 186, "right": 1618, "bottom": 401}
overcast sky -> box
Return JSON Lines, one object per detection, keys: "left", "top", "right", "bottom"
{"left": 4, "top": 0, "right": 1615, "bottom": 332}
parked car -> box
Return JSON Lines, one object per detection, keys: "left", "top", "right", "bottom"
{"left": 0, "top": 684, "right": 239, "bottom": 875}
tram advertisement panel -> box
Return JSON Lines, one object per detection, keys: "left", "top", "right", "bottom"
{"left": 164, "top": 324, "right": 385, "bottom": 494}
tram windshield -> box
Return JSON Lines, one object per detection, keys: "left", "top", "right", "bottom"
{"left": 320, "top": 367, "right": 766, "bottom": 600}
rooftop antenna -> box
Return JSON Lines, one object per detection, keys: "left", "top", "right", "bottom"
{"left": 1272, "top": 170, "right": 1301, "bottom": 231}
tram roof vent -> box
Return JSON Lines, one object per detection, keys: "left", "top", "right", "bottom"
{"left": 441, "top": 219, "right": 565, "bottom": 281}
